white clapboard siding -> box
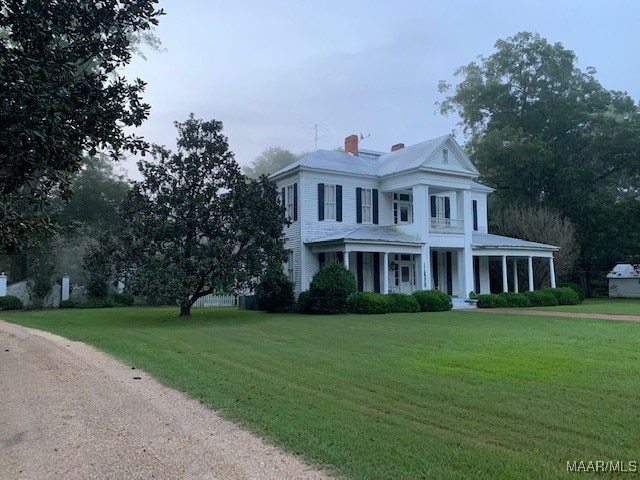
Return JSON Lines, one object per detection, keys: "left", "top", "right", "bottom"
{"left": 193, "top": 294, "right": 237, "bottom": 308}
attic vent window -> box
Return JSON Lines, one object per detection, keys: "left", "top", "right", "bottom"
{"left": 443, "top": 148, "right": 449, "bottom": 163}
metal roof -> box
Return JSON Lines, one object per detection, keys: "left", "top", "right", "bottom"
{"left": 472, "top": 232, "right": 559, "bottom": 251}
{"left": 307, "top": 226, "right": 422, "bottom": 245}
{"left": 606, "top": 264, "right": 640, "bottom": 279}
{"left": 269, "top": 134, "right": 484, "bottom": 181}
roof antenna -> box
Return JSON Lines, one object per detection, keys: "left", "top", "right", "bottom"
{"left": 359, "top": 132, "right": 371, "bottom": 142}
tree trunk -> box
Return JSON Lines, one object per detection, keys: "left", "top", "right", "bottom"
{"left": 179, "top": 304, "right": 191, "bottom": 317}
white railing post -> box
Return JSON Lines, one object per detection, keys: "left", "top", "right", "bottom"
{"left": 61, "top": 275, "right": 70, "bottom": 301}
{"left": 0, "top": 272, "right": 7, "bottom": 297}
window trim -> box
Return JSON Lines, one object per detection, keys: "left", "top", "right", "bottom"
{"left": 361, "top": 188, "right": 372, "bottom": 224}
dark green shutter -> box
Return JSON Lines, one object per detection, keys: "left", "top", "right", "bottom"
{"left": 356, "top": 252, "right": 363, "bottom": 292}
{"left": 430, "top": 195, "right": 436, "bottom": 218}
{"left": 293, "top": 183, "right": 298, "bottom": 221}
{"left": 318, "top": 183, "right": 324, "bottom": 220}
{"left": 319, "top": 253, "right": 325, "bottom": 267}
{"left": 444, "top": 197, "right": 451, "bottom": 219}
{"left": 281, "top": 187, "right": 285, "bottom": 208}
{"left": 446, "top": 252, "right": 453, "bottom": 295}
{"left": 356, "top": 187, "right": 362, "bottom": 223}
{"left": 373, "top": 252, "right": 380, "bottom": 293}
{"left": 431, "top": 251, "right": 439, "bottom": 289}
{"left": 336, "top": 185, "right": 342, "bottom": 222}
{"left": 373, "top": 189, "right": 379, "bottom": 224}
{"left": 337, "top": 251, "right": 344, "bottom": 263}
{"left": 472, "top": 199, "right": 478, "bottom": 231}
{"left": 473, "top": 256, "right": 481, "bottom": 294}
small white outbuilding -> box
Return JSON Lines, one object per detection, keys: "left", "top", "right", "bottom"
{"left": 607, "top": 264, "right": 640, "bottom": 298}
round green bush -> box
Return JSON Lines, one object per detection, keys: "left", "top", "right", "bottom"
{"left": 476, "top": 294, "right": 509, "bottom": 308}
{"left": 295, "top": 290, "right": 312, "bottom": 314}
{"left": 110, "top": 292, "right": 135, "bottom": 306}
{"left": 545, "top": 287, "right": 581, "bottom": 305}
{"left": 308, "top": 262, "right": 357, "bottom": 314}
{"left": 387, "top": 293, "right": 420, "bottom": 313}
{"left": 523, "top": 290, "right": 559, "bottom": 307}
{"left": 0, "top": 295, "right": 23, "bottom": 310}
{"left": 499, "top": 292, "right": 532, "bottom": 307}
{"left": 255, "top": 269, "right": 295, "bottom": 313}
{"left": 411, "top": 290, "right": 452, "bottom": 312}
{"left": 348, "top": 292, "right": 390, "bottom": 314}
{"left": 59, "top": 299, "right": 75, "bottom": 309}
{"left": 558, "top": 282, "right": 585, "bottom": 302}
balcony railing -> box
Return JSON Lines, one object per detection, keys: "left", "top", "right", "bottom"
{"left": 429, "top": 217, "right": 464, "bottom": 234}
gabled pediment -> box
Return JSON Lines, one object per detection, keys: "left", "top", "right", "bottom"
{"left": 420, "top": 136, "right": 479, "bottom": 176}
{"left": 376, "top": 135, "right": 478, "bottom": 178}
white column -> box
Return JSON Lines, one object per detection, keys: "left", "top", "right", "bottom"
{"left": 412, "top": 185, "right": 429, "bottom": 241}
{"left": 549, "top": 257, "right": 557, "bottom": 288}
{"left": 383, "top": 252, "right": 389, "bottom": 294}
{"left": 117, "top": 279, "right": 125, "bottom": 294}
{"left": 528, "top": 256, "right": 534, "bottom": 291}
{"left": 513, "top": 260, "right": 519, "bottom": 293}
{"left": 423, "top": 245, "right": 431, "bottom": 290}
{"left": 501, "top": 256, "right": 508, "bottom": 292}
{"left": 0, "top": 272, "right": 6, "bottom": 297}
{"left": 415, "top": 253, "right": 423, "bottom": 290}
{"left": 343, "top": 251, "right": 349, "bottom": 270}
{"left": 61, "top": 275, "right": 70, "bottom": 301}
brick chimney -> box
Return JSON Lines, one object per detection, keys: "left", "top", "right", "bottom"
{"left": 345, "top": 134, "right": 359, "bottom": 156}
{"left": 391, "top": 143, "right": 404, "bottom": 152}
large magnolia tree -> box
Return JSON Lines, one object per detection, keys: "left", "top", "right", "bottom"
{"left": 92, "top": 115, "right": 288, "bottom": 316}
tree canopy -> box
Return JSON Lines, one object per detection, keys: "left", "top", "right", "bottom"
{"left": 242, "top": 146, "right": 302, "bottom": 178}
{"left": 0, "top": 0, "right": 163, "bottom": 254}
{"left": 440, "top": 32, "right": 640, "bottom": 293}
{"left": 89, "top": 115, "right": 289, "bottom": 316}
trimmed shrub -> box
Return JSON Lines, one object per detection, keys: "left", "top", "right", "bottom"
{"left": 110, "top": 292, "right": 135, "bottom": 307}
{"left": 0, "top": 295, "right": 23, "bottom": 310}
{"left": 348, "top": 292, "right": 390, "bottom": 314}
{"left": 387, "top": 293, "right": 420, "bottom": 313}
{"left": 308, "top": 262, "right": 357, "bottom": 314}
{"left": 523, "top": 290, "right": 559, "bottom": 307}
{"left": 255, "top": 269, "right": 295, "bottom": 313}
{"left": 59, "top": 299, "right": 75, "bottom": 309}
{"left": 557, "top": 282, "right": 585, "bottom": 302}
{"left": 295, "top": 291, "right": 312, "bottom": 314}
{"left": 544, "top": 287, "right": 581, "bottom": 305}
{"left": 499, "top": 292, "right": 532, "bottom": 308}
{"left": 476, "top": 294, "right": 509, "bottom": 308}
{"left": 412, "top": 290, "right": 452, "bottom": 312}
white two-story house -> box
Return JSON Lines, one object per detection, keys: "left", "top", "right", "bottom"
{"left": 270, "top": 134, "right": 558, "bottom": 304}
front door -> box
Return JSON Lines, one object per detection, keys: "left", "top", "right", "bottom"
{"left": 399, "top": 259, "right": 414, "bottom": 294}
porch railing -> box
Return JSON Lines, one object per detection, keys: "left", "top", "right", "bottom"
{"left": 429, "top": 218, "right": 464, "bottom": 234}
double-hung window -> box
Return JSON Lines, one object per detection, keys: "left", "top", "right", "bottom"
{"left": 324, "top": 184, "right": 336, "bottom": 220}
{"left": 286, "top": 250, "right": 294, "bottom": 281}
{"left": 286, "top": 185, "right": 295, "bottom": 220}
{"left": 361, "top": 188, "right": 372, "bottom": 223}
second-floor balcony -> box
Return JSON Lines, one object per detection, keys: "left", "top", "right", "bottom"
{"left": 429, "top": 217, "right": 464, "bottom": 234}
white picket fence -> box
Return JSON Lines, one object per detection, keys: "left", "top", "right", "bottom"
{"left": 193, "top": 294, "right": 237, "bottom": 308}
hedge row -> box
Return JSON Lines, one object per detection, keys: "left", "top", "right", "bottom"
{"left": 297, "top": 289, "right": 451, "bottom": 315}
{"left": 476, "top": 287, "right": 582, "bottom": 309}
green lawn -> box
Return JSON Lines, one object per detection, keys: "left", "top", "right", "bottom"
{"left": 536, "top": 298, "right": 640, "bottom": 315}
{"left": 2, "top": 307, "right": 639, "bottom": 479}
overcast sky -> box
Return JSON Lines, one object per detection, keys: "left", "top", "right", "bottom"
{"left": 121, "top": 0, "right": 640, "bottom": 178}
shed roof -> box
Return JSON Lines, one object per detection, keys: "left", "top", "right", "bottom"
{"left": 606, "top": 264, "right": 640, "bottom": 279}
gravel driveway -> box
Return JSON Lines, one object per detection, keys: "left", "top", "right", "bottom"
{"left": 0, "top": 320, "right": 333, "bottom": 480}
